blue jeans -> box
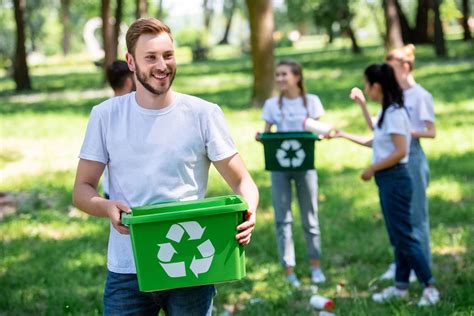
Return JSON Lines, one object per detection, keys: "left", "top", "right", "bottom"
{"left": 103, "top": 271, "right": 215, "bottom": 316}
{"left": 271, "top": 170, "right": 321, "bottom": 268}
{"left": 408, "top": 139, "right": 432, "bottom": 266}
{"left": 374, "top": 164, "right": 434, "bottom": 289}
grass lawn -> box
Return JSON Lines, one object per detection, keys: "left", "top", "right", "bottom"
{"left": 0, "top": 39, "right": 473, "bottom": 315}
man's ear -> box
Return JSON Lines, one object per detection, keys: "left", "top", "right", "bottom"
{"left": 126, "top": 52, "right": 135, "bottom": 72}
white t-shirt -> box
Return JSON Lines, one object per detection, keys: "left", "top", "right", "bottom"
{"left": 79, "top": 92, "right": 237, "bottom": 273}
{"left": 261, "top": 94, "right": 325, "bottom": 131}
{"left": 404, "top": 84, "right": 435, "bottom": 131}
{"left": 373, "top": 105, "right": 411, "bottom": 164}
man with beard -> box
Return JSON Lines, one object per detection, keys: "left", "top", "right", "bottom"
{"left": 73, "top": 18, "right": 259, "bottom": 315}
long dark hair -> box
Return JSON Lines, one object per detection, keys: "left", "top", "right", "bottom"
{"left": 277, "top": 60, "right": 308, "bottom": 113}
{"left": 364, "top": 63, "right": 404, "bottom": 128}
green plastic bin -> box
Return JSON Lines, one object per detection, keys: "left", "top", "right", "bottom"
{"left": 260, "top": 131, "right": 318, "bottom": 171}
{"left": 121, "top": 195, "right": 248, "bottom": 292}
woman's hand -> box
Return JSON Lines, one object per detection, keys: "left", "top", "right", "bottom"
{"left": 255, "top": 132, "right": 262, "bottom": 142}
{"left": 361, "top": 166, "right": 374, "bottom": 181}
{"left": 350, "top": 87, "right": 366, "bottom": 105}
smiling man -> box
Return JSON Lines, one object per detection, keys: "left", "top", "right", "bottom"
{"left": 73, "top": 18, "right": 259, "bottom": 315}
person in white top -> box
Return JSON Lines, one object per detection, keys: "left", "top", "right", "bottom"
{"left": 101, "top": 60, "right": 135, "bottom": 199}
{"left": 73, "top": 18, "right": 259, "bottom": 315}
{"left": 333, "top": 63, "right": 439, "bottom": 306}
{"left": 257, "top": 60, "right": 326, "bottom": 287}
{"left": 351, "top": 44, "right": 436, "bottom": 283}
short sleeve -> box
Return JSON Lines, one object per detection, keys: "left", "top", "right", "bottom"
{"left": 418, "top": 92, "right": 435, "bottom": 123}
{"left": 204, "top": 106, "right": 238, "bottom": 161}
{"left": 385, "top": 109, "right": 408, "bottom": 136}
{"left": 309, "top": 95, "right": 325, "bottom": 119}
{"left": 261, "top": 99, "right": 275, "bottom": 124}
{"left": 79, "top": 107, "right": 108, "bottom": 164}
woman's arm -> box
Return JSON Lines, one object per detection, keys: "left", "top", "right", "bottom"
{"left": 350, "top": 87, "right": 374, "bottom": 130}
{"left": 336, "top": 130, "right": 373, "bottom": 147}
{"left": 361, "top": 134, "right": 407, "bottom": 181}
{"left": 412, "top": 121, "right": 436, "bottom": 139}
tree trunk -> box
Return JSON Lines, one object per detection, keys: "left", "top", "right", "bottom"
{"left": 136, "top": 0, "right": 148, "bottom": 19}
{"left": 218, "top": 0, "right": 236, "bottom": 45}
{"left": 203, "top": 0, "right": 214, "bottom": 32}
{"left": 432, "top": 0, "right": 447, "bottom": 56}
{"left": 245, "top": 0, "right": 274, "bottom": 107}
{"left": 347, "top": 25, "right": 361, "bottom": 54}
{"left": 415, "top": 0, "right": 430, "bottom": 43}
{"left": 102, "top": 0, "right": 115, "bottom": 74}
{"left": 156, "top": 0, "right": 164, "bottom": 19}
{"left": 61, "top": 0, "right": 71, "bottom": 55}
{"left": 113, "top": 0, "right": 123, "bottom": 60}
{"left": 461, "top": 0, "right": 472, "bottom": 41}
{"left": 383, "top": 0, "right": 404, "bottom": 49}
{"left": 395, "top": 0, "right": 414, "bottom": 44}
{"left": 13, "top": 0, "right": 31, "bottom": 91}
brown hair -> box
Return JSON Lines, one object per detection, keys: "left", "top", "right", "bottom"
{"left": 385, "top": 44, "right": 416, "bottom": 71}
{"left": 276, "top": 60, "right": 308, "bottom": 115}
{"left": 126, "top": 18, "right": 173, "bottom": 56}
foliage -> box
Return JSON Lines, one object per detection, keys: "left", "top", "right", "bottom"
{"left": 175, "top": 28, "right": 210, "bottom": 62}
{"left": 0, "top": 39, "right": 473, "bottom": 315}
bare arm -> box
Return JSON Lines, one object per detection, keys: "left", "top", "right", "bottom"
{"left": 412, "top": 121, "right": 436, "bottom": 139}
{"left": 350, "top": 87, "right": 374, "bottom": 130}
{"left": 213, "top": 153, "right": 259, "bottom": 245}
{"left": 361, "top": 134, "right": 407, "bottom": 181}
{"left": 336, "top": 130, "right": 373, "bottom": 147}
{"left": 73, "top": 159, "right": 131, "bottom": 234}
{"left": 256, "top": 121, "right": 273, "bottom": 141}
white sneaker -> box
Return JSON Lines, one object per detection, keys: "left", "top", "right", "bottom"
{"left": 372, "top": 286, "right": 408, "bottom": 303}
{"left": 418, "top": 287, "right": 440, "bottom": 306}
{"left": 311, "top": 268, "right": 326, "bottom": 284}
{"left": 286, "top": 273, "right": 301, "bottom": 288}
{"left": 409, "top": 270, "right": 417, "bottom": 283}
{"left": 379, "top": 263, "right": 396, "bottom": 280}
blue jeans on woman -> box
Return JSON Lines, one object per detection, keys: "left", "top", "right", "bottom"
{"left": 103, "top": 270, "right": 215, "bottom": 316}
{"left": 271, "top": 170, "right": 321, "bottom": 268}
{"left": 408, "top": 139, "right": 432, "bottom": 266}
{"left": 374, "top": 164, "right": 434, "bottom": 289}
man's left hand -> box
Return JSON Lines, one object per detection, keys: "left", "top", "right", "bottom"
{"left": 236, "top": 210, "right": 256, "bottom": 245}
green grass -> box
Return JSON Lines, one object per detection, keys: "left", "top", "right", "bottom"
{"left": 0, "top": 39, "right": 473, "bottom": 315}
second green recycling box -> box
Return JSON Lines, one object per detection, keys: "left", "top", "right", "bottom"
{"left": 260, "top": 131, "right": 318, "bottom": 171}
{"left": 122, "top": 195, "right": 248, "bottom": 292}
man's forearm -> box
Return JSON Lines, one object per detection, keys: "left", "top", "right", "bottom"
{"left": 73, "top": 183, "right": 110, "bottom": 218}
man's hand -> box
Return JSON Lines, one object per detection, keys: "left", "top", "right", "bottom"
{"left": 236, "top": 209, "right": 256, "bottom": 245}
{"left": 105, "top": 200, "right": 132, "bottom": 234}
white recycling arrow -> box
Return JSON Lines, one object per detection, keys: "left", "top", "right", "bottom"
{"left": 160, "top": 262, "right": 186, "bottom": 278}
{"left": 179, "top": 221, "right": 206, "bottom": 240}
{"left": 291, "top": 148, "right": 306, "bottom": 167}
{"left": 288, "top": 140, "right": 301, "bottom": 150}
{"left": 189, "top": 256, "right": 213, "bottom": 277}
{"left": 157, "top": 243, "right": 177, "bottom": 262}
{"left": 166, "top": 224, "right": 185, "bottom": 242}
{"left": 197, "top": 239, "right": 215, "bottom": 258}
{"left": 276, "top": 148, "right": 291, "bottom": 167}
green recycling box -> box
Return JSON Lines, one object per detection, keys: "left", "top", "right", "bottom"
{"left": 121, "top": 195, "right": 248, "bottom": 292}
{"left": 260, "top": 131, "right": 318, "bottom": 171}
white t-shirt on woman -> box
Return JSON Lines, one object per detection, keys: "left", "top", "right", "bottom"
{"left": 261, "top": 94, "right": 325, "bottom": 132}
{"left": 373, "top": 105, "right": 411, "bottom": 164}
{"left": 404, "top": 84, "right": 435, "bottom": 131}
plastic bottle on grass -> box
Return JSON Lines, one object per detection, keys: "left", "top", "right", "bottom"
{"left": 309, "top": 294, "right": 334, "bottom": 311}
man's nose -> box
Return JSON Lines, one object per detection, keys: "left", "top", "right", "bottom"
{"left": 154, "top": 56, "right": 166, "bottom": 70}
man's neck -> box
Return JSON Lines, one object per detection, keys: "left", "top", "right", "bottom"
{"left": 400, "top": 74, "right": 417, "bottom": 90}
{"left": 135, "top": 87, "right": 175, "bottom": 110}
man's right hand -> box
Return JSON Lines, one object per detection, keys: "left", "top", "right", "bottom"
{"left": 105, "top": 200, "right": 132, "bottom": 234}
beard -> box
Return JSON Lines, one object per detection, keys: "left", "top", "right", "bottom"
{"left": 134, "top": 59, "right": 176, "bottom": 96}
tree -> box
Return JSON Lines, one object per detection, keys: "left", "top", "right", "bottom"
{"left": 12, "top": 0, "right": 31, "bottom": 91}
{"left": 432, "top": 0, "right": 447, "bottom": 56}
{"left": 203, "top": 0, "right": 214, "bottom": 32}
{"left": 61, "top": 0, "right": 71, "bottom": 55}
{"left": 415, "top": 0, "right": 431, "bottom": 43}
{"left": 245, "top": 0, "right": 275, "bottom": 107}
{"left": 383, "top": 0, "right": 404, "bottom": 48}
{"left": 394, "top": 0, "right": 414, "bottom": 43}
{"left": 461, "top": 0, "right": 472, "bottom": 41}
{"left": 113, "top": 0, "right": 123, "bottom": 61}
{"left": 136, "top": 0, "right": 148, "bottom": 18}
{"left": 101, "top": 0, "right": 115, "bottom": 74}
{"left": 218, "top": 0, "right": 236, "bottom": 45}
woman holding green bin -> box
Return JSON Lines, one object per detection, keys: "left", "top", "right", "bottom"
{"left": 257, "top": 60, "right": 326, "bottom": 287}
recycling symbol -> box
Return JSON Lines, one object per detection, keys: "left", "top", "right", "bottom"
{"left": 157, "top": 221, "right": 215, "bottom": 278}
{"left": 276, "top": 140, "right": 306, "bottom": 168}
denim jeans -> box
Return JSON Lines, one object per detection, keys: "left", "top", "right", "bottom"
{"left": 103, "top": 271, "right": 215, "bottom": 316}
{"left": 271, "top": 170, "right": 321, "bottom": 268}
{"left": 408, "top": 139, "right": 432, "bottom": 266}
{"left": 374, "top": 164, "right": 434, "bottom": 289}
